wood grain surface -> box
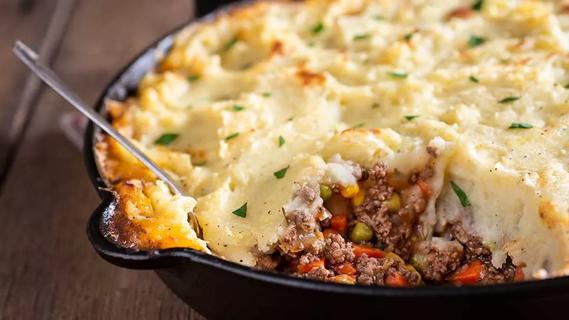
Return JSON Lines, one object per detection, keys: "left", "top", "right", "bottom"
{"left": 0, "top": 0, "right": 206, "bottom": 319}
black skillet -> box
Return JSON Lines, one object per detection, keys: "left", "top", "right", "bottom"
{"left": 84, "top": 2, "right": 569, "bottom": 319}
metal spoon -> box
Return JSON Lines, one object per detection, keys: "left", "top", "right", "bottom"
{"left": 13, "top": 40, "right": 202, "bottom": 237}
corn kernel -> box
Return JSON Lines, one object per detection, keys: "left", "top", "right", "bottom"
{"left": 351, "top": 190, "right": 365, "bottom": 206}
{"left": 340, "top": 184, "right": 359, "bottom": 198}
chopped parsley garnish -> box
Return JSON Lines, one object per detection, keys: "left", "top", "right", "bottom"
{"left": 232, "top": 105, "right": 245, "bottom": 112}
{"left": 404, "top": 115, "right": 419, "bottom": 121}
{"left": 307, "top": 41, "right": 316, "bottom": 47}
{"left": 373, "top": 15, "right": 385, "bottom": 21}
{"left": 188, "top": 75, "right": 200, "bottom": 82}
{"left": 312, "top": 21, "right": 324, "bottom": 34}
{"left": 472, "top": 0, "right": 484, "bottom": 11}
{"left": 241, "top": 63, "right": 252, "bottom": 70}
{"left": 155, "top": 133, "right": 179, "bottom": 145}
{"left": 273, "top": 166, "right": 289, "bottom": 179}
{"left": 288, "top": 117, "right": 294, "bottom": 122}
{"left": 225, "top": 132, "right": 240, "bottom": 141}
{"left": 223, "top": 37, "right": 239, "bottom": 51}
{"left": 498, "top": 96, "right": 520, "bottom": 104}
{"left": 564, "top": 83, "right": 569, "bottom": 89}
{"left": 388, "top": 71, "right": 408, "bottom": 79}
{"left": 508, "top": 122, "right": 533, "bottom": 129}
{"left": 353, "top": 33, "right": 371, "bottom": 41}
{"left": 469, "top": 76, "right": 480, "bottom": 83}
{"left": 278, "top": 135, "right": 285, "bottom": 147}
{"left": 403, "top": 33, "right": 414, "bottom": 41}
{"left": 193, "top": 161, "right": 207, "bottom": 166}
{"left": 467, "top": 35, "right": 486, "bottom": 48}
{"left": 352, "top": 123, "right": 365, "bottom": 128}
{"left": 262, "top": 92, "right": 272, "bottom": 97}
{"left": 450, "top": 181, "right": 471, "bottom": 207}
{"left": 232, "top": 203, "right": 247, "bottom": 218}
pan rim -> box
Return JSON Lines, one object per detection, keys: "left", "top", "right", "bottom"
{"left": 83, "top": 0, "right": 569, "bottom": 299}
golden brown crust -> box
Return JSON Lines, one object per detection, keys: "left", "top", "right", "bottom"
{"left": 295, "top": 68, "right": 326, "bottom": 86}
{"left": 104, "top": 180, "right": 206, "bottom": 251}
{"left": 104, "top": 181, "right": 158, "bottom": 250}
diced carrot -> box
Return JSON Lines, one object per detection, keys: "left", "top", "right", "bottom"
{"left": 449, "top": 260, "right": 482, "bottom": 284}
{"left": 331, "top": 274, "right": 356, "bottom": 285}
{"left": 417, "top": 180, "right": 432, "bottom": 197}
{"left": 330, "top": 215, "right": 348, "bottom": 232}
{"left": 297, "top": 258, "right": 325, "bottom": 273}
{"left": 385, "top": 272, "right": 409, "bottom": 287}
{"left": 514, "top": 266, "right": 525, "bottom": 282}
{"left": 323, "top": 228, "right": 339, "bottom": 238}
{"left": 353, "top": 244, "right": 385, "bottom": 258}
{"left": 335, "top": 263, "right": 357, "bottom": 275}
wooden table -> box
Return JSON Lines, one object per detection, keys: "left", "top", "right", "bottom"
{"left": 0, "top": 0, "right": 206, "bottom": 318}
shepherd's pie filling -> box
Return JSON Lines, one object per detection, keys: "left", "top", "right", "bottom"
{"left": 96, "top": 0, "right": 569, "bottom": 286}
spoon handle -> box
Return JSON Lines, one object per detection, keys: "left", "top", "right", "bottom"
{"left": 12, "top": 40, "right": 187, "bottom": 197}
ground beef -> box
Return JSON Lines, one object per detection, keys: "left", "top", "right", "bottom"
{"left": 323, "top": 233, "right": 355, "bottom": 265}
{"left": 444, "top": 223, "right": 517, "bottom": 284}
{"left": 400, "top": 185, "right": 428, "bottom": 214}
{"left": 290, "top": 213, "right": 317, "bottom": 233}
{"left": 356, "top": 254, "right": 421, "bottom": 286}
{"left": 298, "top": 252, "right": 320, "bottom": 265}
{"left": 294, "top": 253, "right": 333, "bottom": 280}
{"left": 300, "top": 185, "right": 317, "bottom": 202}
{"left": 356, "top": 255, "right": 390, "bottom": 285}
{"left": 355, "top": 163, "right": 429, "bottom": 259}
{"left": 480, "top": 260, "right": 517, "bottom": 284}
{"left": 279, "top": 226, "right": 303, "bottom": 254}
{"left": 301, "top": 267, "right": 334, "bottom": 280}
{"left": 392, "top": 186, "right": 427, "bottom": 258}
{"left": 255, "top": 254, "right": 280, "bottom": 270}
{"left": 353, "top": 163, "right": 393, "bottom": 243}
{"left": 426, "top": 145, "right": 438, "bottom": 158}
{"left": 409, "top": 166, "right": 434, "bottom": 184}
{"left": 418, "top": 238, "right": 464, "bottom": 282}
{"left": 450, "top": 223, "right": 491, "bottom": 261}
{"left": 278, "top": 185, "right": 325, "bottom": 255}
{"left": 289, "top": 187, "right": 318, "bottom": 233}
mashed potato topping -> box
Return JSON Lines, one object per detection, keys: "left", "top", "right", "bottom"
{"left": 98, "top": 0, "right": 569, "bottom": 279}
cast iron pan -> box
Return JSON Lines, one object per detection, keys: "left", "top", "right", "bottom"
{"left": 84, "top": 3, "right": 569, "bottom": 319}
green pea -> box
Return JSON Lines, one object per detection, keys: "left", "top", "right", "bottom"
{"left": 349, "top": 222, "right": 374, "bottom": 243}
{"left": 320, "top": 184, "right": 332, "bottom": 201}
{"left": 386, "top": 193, "right": 401, "bottom": 212}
